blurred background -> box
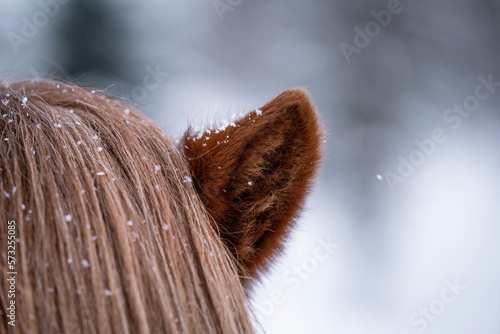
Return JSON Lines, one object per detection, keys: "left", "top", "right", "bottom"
{"left": 1, "top": 0, "right": 499, "bottom": 333}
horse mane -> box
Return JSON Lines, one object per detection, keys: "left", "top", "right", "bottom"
{"left": 0, "top": 80, "right": 254, "bottom": 333}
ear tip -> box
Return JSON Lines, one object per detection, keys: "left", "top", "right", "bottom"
{"left": 272, "top": 87, "right": 324, "bottom": 151}
{"left": 278, "top": 88, "right": 314, "bottom": 106}
{"left": 281, "top": 87, "right": 310, "bottom": 95}
{"left": 267, "top": 88, "right": 318, "bottom": 123}
{"left": 278, "top": 87, "right": 323, "bottom": 136}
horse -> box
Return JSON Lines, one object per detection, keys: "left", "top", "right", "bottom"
{"left": 0, "top": 80, "right": 322, "bottom": 333}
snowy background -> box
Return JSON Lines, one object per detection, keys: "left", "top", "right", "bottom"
{"left": 1, "top": 0, "right": 500, "bottom": 333}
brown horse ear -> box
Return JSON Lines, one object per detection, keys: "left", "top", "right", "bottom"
{"left": 182, "top": 89, "right": 323, "bottom": 281}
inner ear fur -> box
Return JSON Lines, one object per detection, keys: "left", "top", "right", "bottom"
{"left": 182, "top": 89, "right": 323, "bottom": 280}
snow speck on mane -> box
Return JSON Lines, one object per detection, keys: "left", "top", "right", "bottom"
{"left": 183, "top": 176, "right": 193, "bottom": 185}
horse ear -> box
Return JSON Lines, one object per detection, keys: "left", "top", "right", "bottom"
{"left": 182, "top": 89, "right": 323, "bottom": 281}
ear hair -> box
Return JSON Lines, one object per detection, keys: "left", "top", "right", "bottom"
{"left": 182, "top": 89, "right": 323, "bottom": 281}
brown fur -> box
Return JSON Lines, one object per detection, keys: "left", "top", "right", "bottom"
{"left": 0, "top": 81, "right": 323, "bottom": 333}
{"left": 183, "top": 89, "right": 323, "bottom": 279}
